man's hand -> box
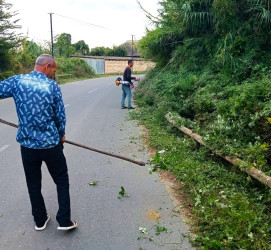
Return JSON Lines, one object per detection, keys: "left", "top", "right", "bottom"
{"left": 136, "top": 77, "right": 140, "bottom": 82}
{"left": 61, "top": 136, "right": 66, "bottom": 144}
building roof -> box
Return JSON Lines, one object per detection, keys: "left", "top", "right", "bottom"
{"left": 71, "top": 55, "right": 144, "bottom": 61}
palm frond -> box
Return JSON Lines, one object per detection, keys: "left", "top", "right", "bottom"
{"left": 181, "top": 2, "right": 214, "bottom": 34}
{"left": 247, "top": 0, "right": 271, "bottom": 32}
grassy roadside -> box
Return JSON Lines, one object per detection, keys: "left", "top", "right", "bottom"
{"left": 130, "top": 106, "right": 271, "bottom": 249}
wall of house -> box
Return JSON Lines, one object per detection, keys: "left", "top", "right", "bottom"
{"left": 105, "top": 60, "right": 155, "bottom": 74}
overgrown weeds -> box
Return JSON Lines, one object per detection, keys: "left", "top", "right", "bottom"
{"left": 130, "top": 107, "right": 271, "bottom": 249}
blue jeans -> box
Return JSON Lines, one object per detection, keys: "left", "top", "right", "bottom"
{"left": 121, "top": 85, "right": 132, "bottom": 108}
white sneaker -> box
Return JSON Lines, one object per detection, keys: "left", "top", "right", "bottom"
{"left": 57, "top": 221, "right": 77, "bottom": 231}
{"left": 35, "top": 214, "right": 51, "bottom": 231}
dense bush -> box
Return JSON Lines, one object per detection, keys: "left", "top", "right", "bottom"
{"left": 137, "top": 0, "right": 271, "bottom": 172}
{"left": 55, "top": 57, "right": 95, "bottom": 78}
{"left": 0, "top": 39, "right": 95, "bottom": 81}
{"left": 130, "top": 107, "right": 271, "bottom": 249}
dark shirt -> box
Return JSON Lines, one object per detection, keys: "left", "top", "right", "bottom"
{"left": 123, "top": 66, "right": 136, "bottom": 84}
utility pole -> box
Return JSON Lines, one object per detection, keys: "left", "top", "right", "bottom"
{"left": 49, "top": 13, "right": 56, "bottom": 80}
{"left": 131, "top": 35, "right": 134, "bottom": 60}
{"left": 49, "top": 13, "right": 54, "bottom": 57}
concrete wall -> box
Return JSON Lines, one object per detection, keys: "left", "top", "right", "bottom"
{"left": 105, "top": 60, "right": 155, "bottom": 75}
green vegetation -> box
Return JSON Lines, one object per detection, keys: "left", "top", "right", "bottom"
{"left": 0, "top": 0, "right": 20, "bottom": 71}
{"left": 88, "top": 181, "right": 98, "bottom": 186}
{"left": 0, "top": 37, "right": 95, "bottom": 82}
{"left": 56, "top": 57, "right": 95, "bottom": 81}
{"left": 89, "top": 45, "right": 128, "bottom": 57}
{"left": 51, "top": 33, "right": 128, "bottom": 57}
{"left": 54, "top": 33, "right": 76, "bottom": 57}
{"left": 74, "top": 40, "right": 90, "bottom": 55}
{"left": 130, "top": 108, "right": 271, "bottom": 249}
{"left": 137, "top": 0, "right": 271, "bottom": 171}
{"left": 155, "top": 225, "right": 168, "bottom": 235}
{"left": 134, "top": 0, "right": 271, "bottom": 248}
{"left": 118, "top": 186, "right": 129, "bottom": 199}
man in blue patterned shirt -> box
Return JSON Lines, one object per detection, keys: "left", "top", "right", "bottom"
{"left": 0, "top": 54, "right": 77, "bottom": 231}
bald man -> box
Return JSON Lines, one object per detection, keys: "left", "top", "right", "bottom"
{"left": 0, "top": 54, "right": 77, "bottom": 231}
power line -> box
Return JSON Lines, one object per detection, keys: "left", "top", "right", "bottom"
{"left": 53, "top": 13, "right": 110, "bottom": 30}
{"left": 51, "top": 13, "right": 185, "bottom": 48}
{"left": 53, "top": 13, "right": 135, "bottom": 37}
{"left": 47, "top": 13, "right": 186, "bottom": 59}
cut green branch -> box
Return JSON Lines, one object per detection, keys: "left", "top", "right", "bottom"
{"left": 166, "top": 113, "right": 271, "bottom": 188}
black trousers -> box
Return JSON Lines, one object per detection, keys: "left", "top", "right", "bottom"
{"left": 20, "top": 143, "right": 71, "bottom": 227}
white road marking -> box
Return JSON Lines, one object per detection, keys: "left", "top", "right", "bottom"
{"left": 64, "top": 104, "right": 70, "bottom": 108}
{"left": 88, "top": 88, "right": 98, "bottom": 94}
{"left": 0, "top": 144, "right": 10, "bottom": 153}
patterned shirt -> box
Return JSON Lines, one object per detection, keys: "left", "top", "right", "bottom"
{"left": 0, "top": 71, "right": 66, "bottom": 149}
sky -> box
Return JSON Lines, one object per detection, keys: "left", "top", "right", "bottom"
{"left": 8, "top": 0, "right": 160, "bottom": 49}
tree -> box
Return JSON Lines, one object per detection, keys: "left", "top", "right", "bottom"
{"left": 0, "top": 0, "right": 20, "bottom": 71}
{"left": 89, "top": 45, "right": 128, "bottom": 57}
{"left": 108, "top": 46, "right": 127, "bottom": 57}
{"left": 18, "top": 39, "right": 48, "bottom": 70}
{"left": 73, "top": 40, "right": 89, "bottom": 55}
{"left": 55, "top": 33, "right": 73, "bottom": 57}
{"left": 89, "top": 46, "right": 110, "bottom": 56}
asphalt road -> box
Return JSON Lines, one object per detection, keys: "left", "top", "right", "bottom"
{"left": 0, "top": 76, "right": 193, "bottom": 250}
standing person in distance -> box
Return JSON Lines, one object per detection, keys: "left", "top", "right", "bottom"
{"left": 0, "top": 54, "right": 77, "bottom": 231}
{"left": 121, "top": 59, "right": 139, "bottom": 110}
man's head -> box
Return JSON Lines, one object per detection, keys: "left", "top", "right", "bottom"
{"left": 34, "top": 54, "right": 57, "bottom": 79}
{"left": 128, "top": 59, "right": 134, "bottom": 68}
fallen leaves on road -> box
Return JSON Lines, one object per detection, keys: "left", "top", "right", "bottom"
{"left": 88, "top": 181, "right": 99, "bottom": 186}
{"left": 118, "top": 186, "right": 129, "bottom": 199}
{"left": 155, "top": 225, "right": 168, "bottom": 235}
{"left": 139, "top": 227, "right": 148, "bottom": 234}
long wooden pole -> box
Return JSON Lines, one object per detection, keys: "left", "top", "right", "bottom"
{"left": 0, "top": 118, "right": 145, "bottom": 166}
{"left": 166, "top": 113, "right": 271, "bottom": 188}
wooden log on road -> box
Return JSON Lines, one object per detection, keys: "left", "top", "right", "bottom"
{"left": 166, "top": 113, "right": 271, "bottom": 188}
